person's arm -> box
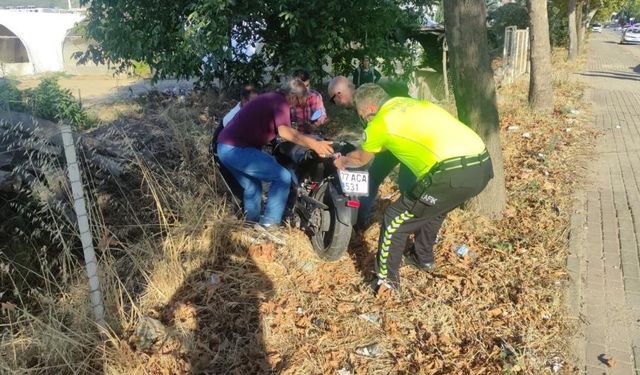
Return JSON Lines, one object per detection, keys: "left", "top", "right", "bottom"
{"left": 334, "top": 149, "right": 375, "bottom": 170}
{"left": 373, "top": 68, "right": 382, "bottom": 83}
{"left": 310, "top": 91, "right": 328, "bottom": 125}
{"left": 222, "top": 103, "right": 240, "bottom": 127}
{"left": 278, "top": 125, "right": 334, "bottom": 156}
{"left": 335, "top": 112, "right": 386, "bottom": 171}
{"left": 353, "top": 68, "right": 360, "bottom": 86}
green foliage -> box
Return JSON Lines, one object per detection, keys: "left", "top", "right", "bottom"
{"left": 593, "top": 0, "right": 626, "bottom": 21}
{"left": 548, "top": 1, "right": 570, "bottom": 47}
{"left": 78, "top": 0, "right": 435, "bottom": 86}
{"left": 24, "top": 77, "right": 96, "bottom": 130}
{"left": 623, "top": 0, "right": 640, "bottom": 19}
{"left": 488, "top": 3, "right": 530, "bottom": 50}
{"left": 485, "top": 0, "right": 502, "bottom": 13}
{"left": 546, "top": 0, "right": 626, "bottom": 47}
{"left": 0, "top": 78, "right": 24, "bottom": 111}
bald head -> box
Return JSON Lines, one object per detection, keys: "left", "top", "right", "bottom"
{"left": 328, "top": 76, "right": 356, "bottom": 107}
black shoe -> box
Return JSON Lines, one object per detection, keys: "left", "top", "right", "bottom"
{"left": 403, "top": 251, "right": 436, "bottom": 273}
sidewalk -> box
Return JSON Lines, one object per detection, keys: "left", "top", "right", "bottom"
{"left": 569, "top": 31, "right": 640, "bottom": 374}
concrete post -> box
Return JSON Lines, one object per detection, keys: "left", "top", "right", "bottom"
{"left": 60, "top": 124, "right": 105, "bottom": 326}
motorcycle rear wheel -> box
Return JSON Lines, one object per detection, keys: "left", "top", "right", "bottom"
{"left": 310, "top": 183, "right": 353, "bottom": 261}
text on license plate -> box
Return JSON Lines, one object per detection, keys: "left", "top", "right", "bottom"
{"left": 338, "top": 171, "right": 369, "bottom": 196}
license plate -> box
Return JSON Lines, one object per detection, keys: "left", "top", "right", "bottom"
{"left": 338, "top": 170, "right": 369, "bottom": 196}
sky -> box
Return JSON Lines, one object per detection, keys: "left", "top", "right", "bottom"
{"left": 0, "top": 0, "right": 80, "bottom": 9}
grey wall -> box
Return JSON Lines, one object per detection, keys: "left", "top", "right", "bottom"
{"left": 0, "top": 24, "right": 29, "bottom": 63}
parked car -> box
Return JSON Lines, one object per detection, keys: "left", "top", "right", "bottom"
{"left": 620, "top": 27, "right": 640, "bottom": 44}
{"left": 592, "top": 23, "right": 603, "bottom": 33}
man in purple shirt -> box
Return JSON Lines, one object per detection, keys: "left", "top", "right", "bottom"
{"left": 217, "top": 79, "right": 334, "bottom": 227}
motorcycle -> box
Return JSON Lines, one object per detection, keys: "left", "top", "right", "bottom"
{"left": 271, "top": 139, "right": 368, "bottom": 261}
{"left": 212, "top": 133, "right": 369, "bottom": 261}
{"left": 212, "top": 103, "right": 369, "bottom": 260}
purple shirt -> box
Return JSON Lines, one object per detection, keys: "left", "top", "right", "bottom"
{"left": 218, "top": 92, "right": 292, "bottom": 148}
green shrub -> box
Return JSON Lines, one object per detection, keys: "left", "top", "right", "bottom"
{"left": 24, "top": 77, "right": 96, "bottom": 130}
{"left": 132, "top": 61, "right": 152, "bottom": 77}
{"left": 0, "top": 78, "right": 24, "bottom": 112}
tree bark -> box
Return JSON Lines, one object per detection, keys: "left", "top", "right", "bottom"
{"left": 527, "top": 0, "right": 554, "bottom": 113}
{"left": 584, "top": 9, "right": 598, "bottom": 31}
{"left": 443, "top": 0, "right": 506, "bottom": 218}
{"left": 568, "top": 0, "right": 579, "bottom": 60}
{"left": 576, "top": 0, "right": 585, "bottom": 51}
{"left": 581, "top": 2, "right": 599, "bottom": 50}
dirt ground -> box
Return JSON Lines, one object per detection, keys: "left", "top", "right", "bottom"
{"left": 15, "top": 74, "right": 195, "bottom": 120}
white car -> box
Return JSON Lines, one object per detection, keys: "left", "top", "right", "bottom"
{"left": 620, "top": 27, "right": 640, "bottom": 44}
{"left": 592, "top": 23, "right": 603, "bottom": 33}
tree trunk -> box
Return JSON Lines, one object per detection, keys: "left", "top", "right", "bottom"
{"left": 443, "top": 0, "right": 506, "bottom": 218}
{"left": 568, "top": 0, "right": 579, "bottom": 60}
{"left": 527, "top": 0, "right": 554, "bottom": 113}
{"left": 576, "top": 1, "right": 585, "bottom": 52}
{"left": 581, "top": 3, "right": 599, "bottom": 49}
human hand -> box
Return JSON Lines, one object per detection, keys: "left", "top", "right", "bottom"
{"left": 334, "top": 155, "right": 347, "bottom": 170}
{"left": 312, "top": 140, "right": 334, "bottom": 158}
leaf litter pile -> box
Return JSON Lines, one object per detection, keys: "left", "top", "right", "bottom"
{"left": 1, "top": 57, "right": 595, "bottom": 374}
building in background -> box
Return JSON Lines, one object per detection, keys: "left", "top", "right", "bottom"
{"left": 0, "top": 7, "right": 109, "bottom": 76}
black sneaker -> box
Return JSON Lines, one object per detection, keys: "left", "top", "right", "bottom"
{"left": 403, "top": 250, "right": 436, "bottom": 273}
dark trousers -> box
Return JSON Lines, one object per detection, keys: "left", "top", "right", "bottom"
{"left": 376, "top": 158, "right": 494, "bottom": 286}
{"left": 357, "top": 151, "right": 417, "bottom": 229}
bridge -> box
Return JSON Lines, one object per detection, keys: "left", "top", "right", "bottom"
{"left": 0, "top": 9, "right": 84, "bottom": 75}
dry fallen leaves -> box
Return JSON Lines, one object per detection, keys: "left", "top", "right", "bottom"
{"left": 336, "top": 302, "right": 355, "bottom": 314}
{"left": 248, "top": 243, "right": 276, "bottom": 261}
{"left": 1, "top": 302, "right": 16, "bottom": 315}
{"left": 488, "top": 307, "right": 503, "bottom": 318}
{"left": 605, "top": 356, "right": 615, "bottom": 368}
{"left": 324, "top": 350, "right": 342, "bottom": 369}
{"left": 267, "top": 351, "right": 283, "bottom": 369}
{"left": 376, "top": 284, "right": 395, "bottom": 300}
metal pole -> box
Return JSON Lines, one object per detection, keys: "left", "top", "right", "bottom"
{"left": 60, "top": 124, "right": 105, "bottom": 326}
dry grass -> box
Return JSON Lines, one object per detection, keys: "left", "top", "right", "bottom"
{"left": 0, "top": 49, "right": 595, "bottom": 374}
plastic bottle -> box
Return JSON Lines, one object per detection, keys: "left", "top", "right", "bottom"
{"left": 454, "top": 245, "right": 478, "bottom": 260}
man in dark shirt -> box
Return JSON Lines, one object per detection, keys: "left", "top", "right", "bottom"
{"left": 352, "top": 55, "right": 381, "bottom": 87}
{"left": 217, "top": 79, "right": 334, "bottom": 227}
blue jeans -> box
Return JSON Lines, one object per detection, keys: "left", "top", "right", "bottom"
{"left": 357, "top": 151, "right": 417, "bottom": 229}
{"left": 217, "top": 143, "right": 292, "bottom": 225}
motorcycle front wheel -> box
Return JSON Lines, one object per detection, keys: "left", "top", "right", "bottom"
{"left": 309, "top": 182, "right": 353, "bottom": 261}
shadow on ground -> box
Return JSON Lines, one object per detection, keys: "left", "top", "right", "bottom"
{"left": 160, "top": 232, "right": 277, "bottom": 374}
{"left": 579, "top": 70, "right": 640, "bottom": 81}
